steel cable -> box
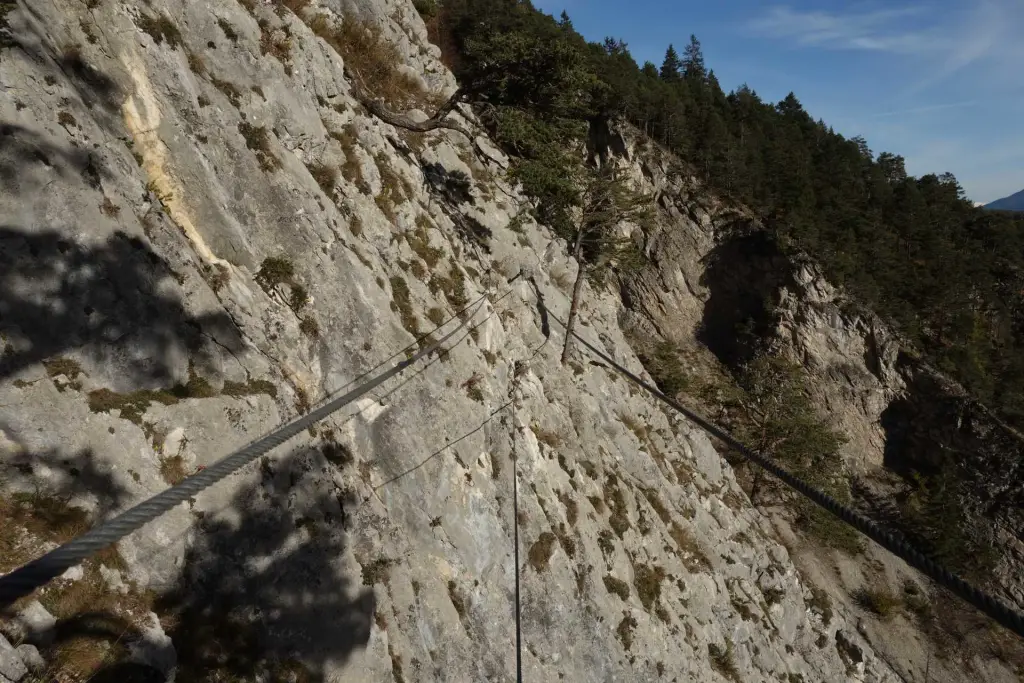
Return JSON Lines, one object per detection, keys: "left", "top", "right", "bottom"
{"left": 550, "top": 309, "right": 1024, "bottom": 640}
{"left": 0, "top": 274, "right": 520, "bottom": 608}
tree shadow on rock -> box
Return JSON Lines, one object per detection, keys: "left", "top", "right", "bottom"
{"left": 0, "top": 225, "right": 242, "bottom": 387}
{"left": 0, "top": 442, "right": 133, "bottom": 523}
{"left": 421, "top": 161, "right": 474, "bottom": 206}
{"left": 2, "top": 4, "right": 125, "bottom": 200}
{"left": 0, "top": 123, "right": 110, "bottom": 196}
{"left": 4, "top": 1, "right": 123, "bottom": 116}
{"left": 420, "top": 161, "right": 493, "bottom": 253}
{"left": 155, "top": 446, "right": 373, "bottom": 681}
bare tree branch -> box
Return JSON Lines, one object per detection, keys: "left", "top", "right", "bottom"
{"left": 345, "top": 69, "right": 487, "bottom": 155}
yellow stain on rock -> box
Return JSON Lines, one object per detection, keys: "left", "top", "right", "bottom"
{"left": 120, "top": 52, "right": 230, "bottom": 269}
{"left": 120, "top": 52, "right": 320, "bottom": 405}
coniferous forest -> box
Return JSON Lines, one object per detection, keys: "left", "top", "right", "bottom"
{"left": 421, "top": 0, "right": 1024, "bottom": 430}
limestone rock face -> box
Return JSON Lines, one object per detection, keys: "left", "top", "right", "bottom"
{"left": 614, "top": 123, "right": 1023, "bottom": 680}
{"left": 0, "top": 1, "right": 1001, "bottom": 682}
{"left": 618, "top": 125, "right": 1024, "bottom": 604}
{"left": 0, "top": 634, "right": 28, "bottom": 683}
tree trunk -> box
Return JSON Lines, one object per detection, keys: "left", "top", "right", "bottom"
{"left": 561, "top": 229, "right": 587, "bottom": 365}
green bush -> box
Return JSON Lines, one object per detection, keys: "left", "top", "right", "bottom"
{"left": 256, "top": 257, "right": 295, "bottom": 289}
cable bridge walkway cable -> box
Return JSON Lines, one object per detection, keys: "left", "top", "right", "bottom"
{"left": 0, "top": 272, "right": 521, "bottom": 609}
{"left": 1, "top": 267, "right": 1022, "bottom": 649}
{"left": 544, "top": 306, "right": 1024, "bottom": 641}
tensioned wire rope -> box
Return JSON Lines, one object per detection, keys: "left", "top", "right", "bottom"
{"left": 546, "top": 304, "right": 1024, "bottom": 640}
{"left": 0, "top": 272, "right": 522, "bottom": 608}
{"left": 4, "top": 264, "right": 1021, "bottom": 645}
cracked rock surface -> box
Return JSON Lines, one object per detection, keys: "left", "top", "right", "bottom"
{"left": 1, "top": 1, "right": 1007, "bottom": 682}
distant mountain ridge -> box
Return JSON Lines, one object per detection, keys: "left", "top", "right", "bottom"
{"left": 985, "top": 188, "right": 1024, "bottom": 211}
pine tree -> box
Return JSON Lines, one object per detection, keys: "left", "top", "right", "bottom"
{"left": 682, "top": 34, "right": 706, "bottom": 81}
{"left": 776, "top": 92, "right": 805, "bottom": 118}
{"left": 850, "top": 136, "right": 872, "bottom": 160}
{"left": 877, "top": 152, "right": 907, "bottom": 184}
{"left": 558, "top": 10, "right": 574, "bottom": 32}
{"left": 561, "top": 165, "right": 654, "bottom": 364}
{"left": 660, "top": 44, "right": 682, "bottom": 81}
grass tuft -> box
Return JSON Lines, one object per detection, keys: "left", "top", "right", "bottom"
{"left": 259, "top": 21, "right": 293, "bottom": 74}
{"left": 222, "top": 378, "right": 277, "bottom": 399}
{"left": 633, "top": 563, "right": 665, "bottom": 611}
{"left": 308, "top": 161, "right": 338, "bottom": 197}
{"left": 603, "top": 574, "right": 630, "bottom": 601}
{"left": 159, "top": 455, "right": 188, "bottom": 485}
{"left": 187, "top": 51, "right": 207, "bottom": 76}
{"left": 216, "top": 18, "right": 238, "bottom": 42}
{"left": 201, "top": 263, "right": 230, "bottom": 293}
{"left": 238, "top": 122, "right": 281, "bottom": 172}
{"left": 289, "top": 284, "right": 309, "bottom": 311}
{"left": 307, "top": 14, "right": 426, "bottom": 110}
{"left": 374, "top": 153, "right": 408, "bottom": 221}
{"left": 854, "top": 587, "right": 901, "bottom": 620}
{"left": 447, "top": 580, "right": 468, "bottom": 622}
{"left": 616, "top": 613, "right": 638, "bottom": 651}
{"left": 210, "top": 76, "right": 243, "bottom": 107}
{"left": 44, "top": 356, "right": 84, "bottom": 382}
{"left": 389, "top": 276, "right": 419, "bottom": 336}
{"left": 669, "top": 522, "right": 711, "bottom": 572}
{"left": 806, "top": 585, "right": 833, "bottom": 625}
{"left": 88, "top": 388, "right": 179, "bottom": 426}
{"left": 361, "top": 557, "right": 395, "bottom": 586}
{"left": 137, "top": 13, "right": 183, "bottom": 49}
{"left": 299, "top": 316, "right": 320, "bottom": 339}
{"left": 527, "top": 532, "right": 557, "bottom": 572}
{"left": 708, "top": 641, "right": 741, "bottom": 682}
{"left": 603, "top": 474, "right": 631, "bottom": 538}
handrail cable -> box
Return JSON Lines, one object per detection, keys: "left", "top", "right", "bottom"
{"left": 0, "top": 273, "right": 521, "bottom": 608}
{"left": 5, "top": 261, "right": 1019, "bottom": 647}
{"left": 549, "top": 308, "right": 1024, "bottom": 640}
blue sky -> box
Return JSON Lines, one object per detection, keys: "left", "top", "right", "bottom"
{"left": 533, "top": 0, "right": 1024, "bottom": 204}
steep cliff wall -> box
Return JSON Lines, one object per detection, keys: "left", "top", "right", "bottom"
{"left": 0, "top": 1, "right": 925, "bottom": 682}
{"left": 615, "top": 124, "right": 1024, "bottom": 680}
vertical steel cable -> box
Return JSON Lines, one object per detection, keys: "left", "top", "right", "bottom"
{"left": 510, "top": 362, "right": 524, "bottom": 683}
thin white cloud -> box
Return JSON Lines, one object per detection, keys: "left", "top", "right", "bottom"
{"left": 746, "top": 2, "right": 1020, "bottom": 94}
{"left": 741, "top": 2, "right": 1024, "bottom": 201}
{"left": 744, "top": 5, "right": 935, "bottom": 54}
{"left": 905, "top": 0, "right": 1005, "bottom": 94}
{"left": 871, "top": 100, "right": 979, "bottom": 118}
